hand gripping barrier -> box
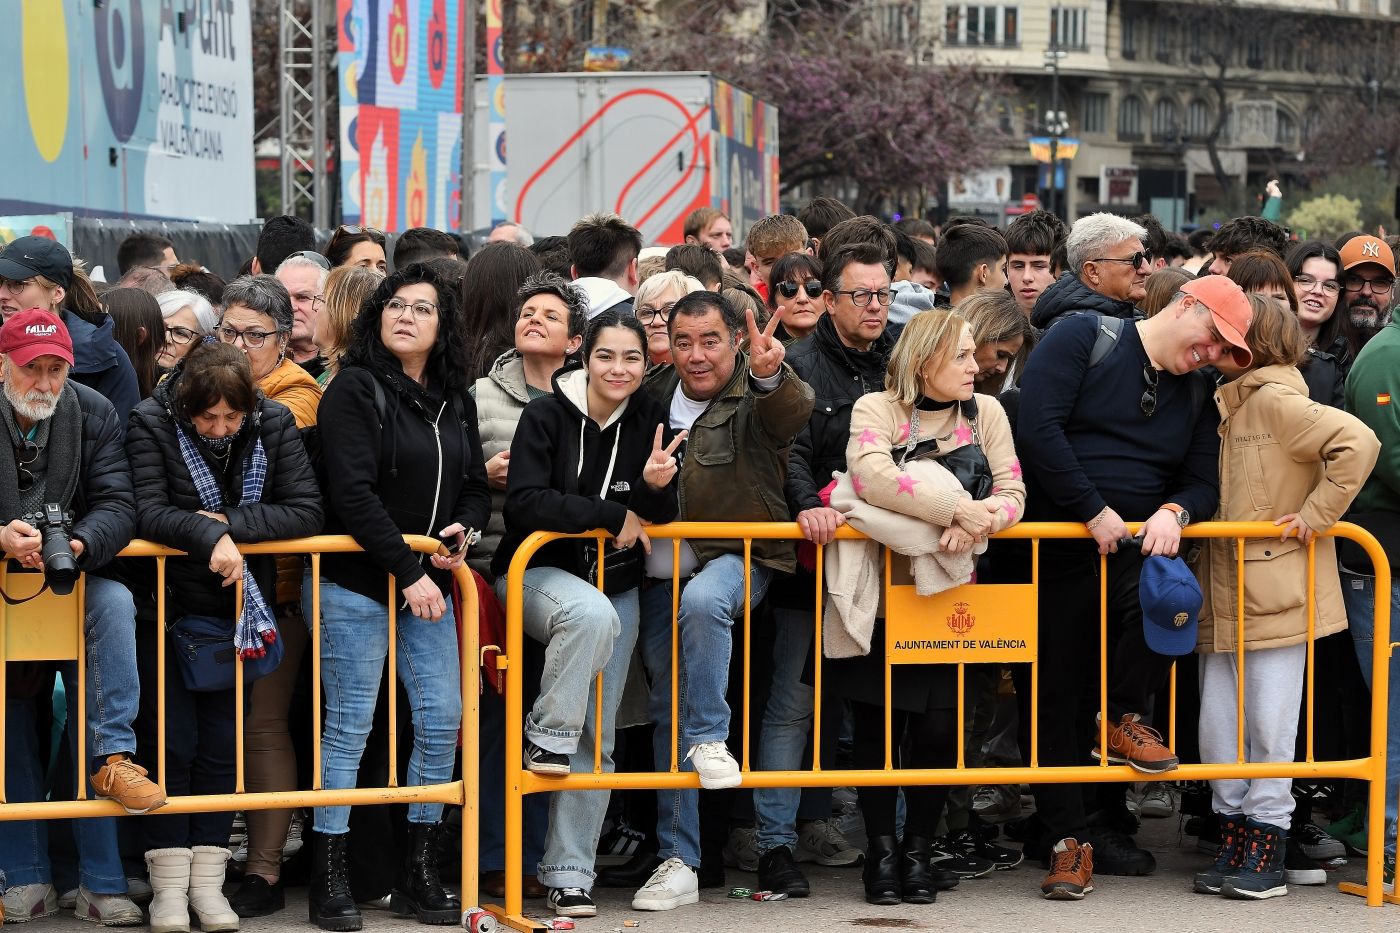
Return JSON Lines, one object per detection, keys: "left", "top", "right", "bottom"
{"left": 489, "top": 521, "right": 1397, "bottom": 930}
{"left": 0, "top": 535, "right": 484, "bottom": 923}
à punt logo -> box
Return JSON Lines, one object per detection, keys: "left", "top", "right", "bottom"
{"left": 946, "top": 601, "right": 975, "bottom": 635}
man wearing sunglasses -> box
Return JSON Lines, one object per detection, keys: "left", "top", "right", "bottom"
{"left": 1031, "top": 214, "right": 1152, "bottom": 332}
{"left": 1016, "top": 273, "right": 1252, "bottom": 900}
{"left": 0, "top": 310, "right": 165, "bottom": 924}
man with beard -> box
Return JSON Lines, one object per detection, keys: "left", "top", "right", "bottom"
{"left": 1338, "top": 234, "right": 1396, "bottom": 348}
{"left": 0, "top": 309, "right": 163, "bottom": 924}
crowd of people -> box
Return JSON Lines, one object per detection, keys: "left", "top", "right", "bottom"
{"left": 0, "top": 188, "right": 1397, "bottom": 929}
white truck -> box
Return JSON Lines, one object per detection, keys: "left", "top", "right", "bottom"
{"left": 473, "top": 71, "right": 779, "bottom": 244}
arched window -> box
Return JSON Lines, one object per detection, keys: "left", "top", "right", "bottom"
{"left": 1186, "top": 98, "right": 1212, "bottom": 140}
{"left": 1118, "top": 94, "right": 1143, "bottom": 139}
{"left": 1152, "top": 97, "right": 1180, "bottom": 141}
{"left": 1276, "top": 109, "right": 1297, "bottom": 147}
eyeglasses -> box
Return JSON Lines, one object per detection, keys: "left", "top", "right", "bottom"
{"left": 15, "top": 442, "right": 37, "bottom": 492}
{"left": 777, "top": 279, "right": 823, "bottom": 300}
{"left": 1294, "top": 274, "right": 1341, "bottom": 296}
{"left": 0, "top": 277, "right": 38, "bottom": 295}
{"left": 834, "top": 288, "right": 893, "bottom": 308}
{"left": 636, "top": 301, "right": 676, "bottom": 324}
{"left": 1140, "top": 365, "right": 1158, "bottom": 418}
{"left": 1343, "top": 274, "right": 1395, "bottom": 294}
{"left": 291, "top": 292, "right": 326, "bottom": 309}
{"left": 217, "top": 324, "right": 279, "bottom": 348}
{"left": 1091, "top": 251, "right": 1154, "bottom": 270}
{"left": 383, "top": 297, "right": 438, "bottom": 319}
{"left": 165, "top": 325, "right": 198, "bottom": 345}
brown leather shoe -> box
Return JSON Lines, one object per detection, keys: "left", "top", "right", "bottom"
{"left": 1041, "top": 838, "right": 1094, "bottom": 900}
{"left": 478, "top": 873, "right": 545, "bottom": 899}
{"left": 92, "top": 755, "right": 166, "bottom": 814}
{"left": 1093, "top": 713, "right": 1180, "bottom": 774}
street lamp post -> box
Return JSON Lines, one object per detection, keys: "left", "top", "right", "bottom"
{"left": 1045, "top": 44, "right": 1068, "bottom": 219}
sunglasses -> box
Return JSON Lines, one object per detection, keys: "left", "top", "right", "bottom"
{"left": 1140, "top": 364, "right": 1158, "bottom": 418}
{"left": 1092, "top": 251, "right": 1154, "bottom": 270}
{"left": 777, "top": 278, "right": 823, "bottom": 300}
{"left": 15, "top": 442, "right": 37, "bottom": 492}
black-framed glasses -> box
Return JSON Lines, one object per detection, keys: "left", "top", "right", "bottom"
{"left": 217, "top": 324, "right": 279, "bottom": 348}
{"left": 636, "top": 301, "right": 676, "bottom": 324}
{"left": 383, "top": 297, "right": 437, "bottom": 319}
{"left": 1140, "top": 364, "right": 1159, "bottom": 418}
{"left": 1294, "top": 274, "right": 1341, "bottom": 296}
{"left": 15, "top": 442, "right": 37, "bottom": 492}
{"left": 1343, "top": 274, "right": 1395, "bottom": 294}
{"left": 834, "top": 288, "right": 893, "bottom": 308}
{"left": 777, "top": 278, "right": 823, "bottom": 300}
{"left": 1092, "top": 251, "right": 1154, "bottom": 270}
{"left": 165, "top": 325, "right": 198, "bottom": 345}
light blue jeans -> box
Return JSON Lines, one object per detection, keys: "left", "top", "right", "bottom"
{"left": 1340, "top": 567, "right": 1399, "bottom": 857}
{"left": 305, "top": 575, "right": 462, "bottom": 834}
{"left": 753, "top": 606, "right": 816, "bottom": 854}
{"left": 499, "top": 567, "right": 639, "bottom": 890}
{"left": 638, "top": 555, "right": 772, "bottom": 866}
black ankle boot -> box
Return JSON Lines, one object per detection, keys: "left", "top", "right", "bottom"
{"left": 900, "top": 836, "right": 937, "bottom": 904}
{"left": 391, "top": 822, "right": 461, "bottom": 924}
{"left": 309, "top": 833, "right": 362, "bottom": 932}
{"left": 863, "top": 835, "right": 901, "bottom": 905}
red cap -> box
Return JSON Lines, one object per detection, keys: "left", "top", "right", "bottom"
{"left": 1179, "top": 276, "right": 1253, "bottom": 368}
{"left": 0, "top": 308, "right": 75, "bottom": 366}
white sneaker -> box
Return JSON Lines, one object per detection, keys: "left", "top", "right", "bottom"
{"left": 795, "top": 819, "right": 863, "bottom": 866}
{"left": 723, "top": 825, "right": 760, "bottom": 871}
{"left": 631, "top": 857, "right": 700, "bottom": 911}
{"left": 1137, "top": 782, "right": 1173, "bottom": 819}
{"left": 2, "top": 883, "right": 58, "bottom": 922}
{"left": 685, "top": 742, "right": 741, "bottom": 789}
{"left": 74, "top": 889, "right": 144, "bottom": 926}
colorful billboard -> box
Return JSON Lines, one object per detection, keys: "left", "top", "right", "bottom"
{"left": 338, "top": 0, "right": 467, "bottom": 232}
{"left": 0, "top": 1, "right": 255, "bottom": 223}
{"left": 712, "top": 78, "right": 780, "bottom": 234}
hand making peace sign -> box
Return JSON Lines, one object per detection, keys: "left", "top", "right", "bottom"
{"left": 641, "top": 424, "right": 688, "bottom": 491}
{"left": 746, "top": 306, "right": 786, "bottom": 380}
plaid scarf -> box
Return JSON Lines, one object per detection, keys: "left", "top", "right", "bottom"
{"left": 174, "top": 424, "right": 277, "bottom": 659}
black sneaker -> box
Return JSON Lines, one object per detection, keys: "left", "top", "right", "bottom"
{"left": 944, "top": 829, "right": 1023, "bottom": 871}
{"left": 524, "top": 741, "right": 570, "bottom": 776}
{"left": 597, "top": 820, "right": 648, "bottom": 864}
{"left": 1081, "top": 829, "right": 1155, "bottom": 876}
{"left": 1283, "top": 836, "right": 1327, "bottom": 886}
{"left": 1293, "top": 821, "right": 1345, "bottom": 861}
{"left": 547, "top": 887, "right": 597, "bottom": 917}
{"left": 757, "top": 845, "right": 810, "bottom": 898}
{"left": 928, "top": 839, "right": 994, "bottom": 879}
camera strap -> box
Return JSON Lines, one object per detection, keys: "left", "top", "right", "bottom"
{"left": 0, "top": 570, "right": 50, "bottom": 606}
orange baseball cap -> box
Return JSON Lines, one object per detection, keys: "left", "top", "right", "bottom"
{"left": 1180, "top": 276, "right": 1253, "bottom": 368}
{"left": 1339, "top": 235, "right": 1396, "bottom": 275}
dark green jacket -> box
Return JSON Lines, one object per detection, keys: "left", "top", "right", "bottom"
{"left": 645, "top": 353, "right": 814, "bottom": 572}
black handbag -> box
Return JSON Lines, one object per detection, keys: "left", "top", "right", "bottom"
{"left": 579, "top": 541, "right": 644, "bottom": 596}
{"left": 899, "top": 398, "right": 995, "bottom": 499}
{"left": 170, "top": 615, "right": 283, "bottom": 693}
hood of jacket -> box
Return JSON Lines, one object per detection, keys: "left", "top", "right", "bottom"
{"left": 1030, "top": 272, "right": 1139, "bottom": 329}
{"left": 551, "top": 365, "right": 631, "bottom": 431}
{"left": 1214, "top": 364, "right": 1308, "bottom": 419}
{"left": 574, "top": 276, "right": 634, "bottom": 317}
{"left": 62, "top": 309, "right": 120, "bottom": 374}
{"left": 487, "top": 348, "right": 533, "bottom": 405}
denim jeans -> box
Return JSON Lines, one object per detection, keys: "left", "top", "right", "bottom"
{"left": 478, "top": 689, "right": 549, "bottom": 874}
{"left": 500, "top": 567, "right": 640, "bottom": 889}
{"left": 67, "top": 575, "right": 142, "bottom": 759}
{"left": 638, "top": 555, "right": 772, "bottom": 867}
{"left": 752, "top": 606, "right": 815, "bottom": 854}
{"left": 1340, "top": 567, "right": 1400, "bottom": 857}
{"left": 306, "top": 575, "right": 462, "bottom": 834}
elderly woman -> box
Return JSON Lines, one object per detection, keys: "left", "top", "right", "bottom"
{"left": 156, "top": 289, "right": 218, "bottom": 370}
{"left": 634, "top": 270, "right": 703, "bottom": 367}
{"left": 308, "top": 262, "right": 490, "bottom": 930}
{"left": 216, "top": 276, "right": 322, "bottom": 428}
{"left": 125, "top": 341, "right": 322, "bottom": 933}
{"left": 831, "top": 309, "right": 1024, "bottom": 906}
{"left": 766, "top": 252, "right": 827, "bottom": 343}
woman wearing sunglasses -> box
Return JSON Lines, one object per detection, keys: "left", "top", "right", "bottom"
{"left": 634, "top": 269, "right": 704, "bottom": 368}
{"left": 766, "top": 252, "right": 826, "bottom": 343}
{"left": 324, "top": 225, "right": 388, "bottom": 275}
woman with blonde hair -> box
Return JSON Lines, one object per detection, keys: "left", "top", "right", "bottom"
{"left": 634, "top": 269, "right": 703, "bottom": 367}
{"left": 314, "top": 264, "right": 383, "bottom": 385}
{"left": 955, "top": 288, "right": 1035, "bottom": 393}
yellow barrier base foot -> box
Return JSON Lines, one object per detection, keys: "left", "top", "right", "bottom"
{"left": 1337, "top": 881, "right": 1400, "bottom": 906}
{"left": 479, "top": 904, "right": 547, "bottom": 931}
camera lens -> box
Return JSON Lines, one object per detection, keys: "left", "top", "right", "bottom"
{"left": 41, "top": 527, "right": 79, "bottom": 595}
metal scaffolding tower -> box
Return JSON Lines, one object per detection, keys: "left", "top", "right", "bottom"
{"left": 279, "top": 0, "right": 329, "bottom": 227}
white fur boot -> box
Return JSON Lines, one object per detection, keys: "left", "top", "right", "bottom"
{"left": 144, "top": 848, "right": 192, "bottom": 933}
{"left": 188, "top": 846, "right": 239, "bottom": 932}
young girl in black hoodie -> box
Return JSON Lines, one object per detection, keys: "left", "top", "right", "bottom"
{"left": 491, "top": 309, "right": 682, "bottom": 919}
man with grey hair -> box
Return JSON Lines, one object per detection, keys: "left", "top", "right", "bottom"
{"left": 488, "top": 222, "right": 535, "bottom": 248}
{"left": 1030, "top": 213, "right": 1151, "bottom": 332}
{"left": 275, "top": 253, "right": 330, "bottom": 380}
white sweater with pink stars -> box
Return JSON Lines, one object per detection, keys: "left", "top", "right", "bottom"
{"left": 844, "top": 391, "right": 1026, "bottom": 533}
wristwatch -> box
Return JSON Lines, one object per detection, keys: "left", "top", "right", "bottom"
{"left": 1159, "top": 503, "right": 1190, "bottom": 527}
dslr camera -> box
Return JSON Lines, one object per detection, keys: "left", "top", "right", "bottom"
{"left": 23, "top": 503, "right": 79, "bottom": 595}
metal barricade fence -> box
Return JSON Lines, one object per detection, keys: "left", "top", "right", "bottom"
{"left": 493, "top": 521, "right": 1396, "bottom": 930}
{"left": 0, "top": 535, "right": 482, "bottom": 919}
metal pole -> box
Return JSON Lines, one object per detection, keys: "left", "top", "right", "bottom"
{"left": 311, "top": 0, "right": 327, "bottom": 230}
{"left": 460, "top": 0, "right": 476, "bottom": 234}
{"left": 1047, "top": 39, "right": 1061, "bottom": 220}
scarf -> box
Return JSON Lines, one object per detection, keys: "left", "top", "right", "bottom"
{"left": 174, "top": 422, "right": 277, "bottom": 659}
{"left": 0, "top": 383, "right": 83, "bottom": 523}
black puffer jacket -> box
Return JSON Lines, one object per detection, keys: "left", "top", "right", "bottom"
{"left": 125, "top": 369, "right": 323, "bottom": 620}
{"left": 1030, "top": 271, "right": 1141, "bottom": 331}
{"left": 784, "top": 314, "right": 894, "bottom": 514}
{"left": 65, "top": 381, "right": 136, "bottom": 574}
{"left": 1301, "top": 334, "right": 1350, "bottom": 410}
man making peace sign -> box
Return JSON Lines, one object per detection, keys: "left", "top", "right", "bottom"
{"left": 627, "top": 291, "right": 814, "bottom": 912}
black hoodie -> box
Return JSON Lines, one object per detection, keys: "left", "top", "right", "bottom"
{"left": 1029, "top": 271, "right": 1142, "bottom": 332}
{"left": 492, "top": 365, "right": 679, "bottom": 581}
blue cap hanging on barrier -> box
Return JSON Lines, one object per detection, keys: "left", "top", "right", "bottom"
{"left": 1139, "top": 555, "right": 1202, "bottom": 656}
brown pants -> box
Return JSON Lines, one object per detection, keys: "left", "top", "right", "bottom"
{"left": 242, "top": 609, "right": 309, "bottom": 879}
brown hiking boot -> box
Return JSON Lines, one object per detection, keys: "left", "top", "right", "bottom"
{"left": 92, "top": 755, "right": 167, "bottom": 814}
{"left": 1041, "top": 838, "right": 1094, "bottom": 900}
{"left": 1093, "top": 713, "right": 1179, "bottom": 774}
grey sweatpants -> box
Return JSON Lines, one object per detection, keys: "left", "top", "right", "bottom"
{"left": 1197, "top": 643, "right": 1306, "bottom": 829}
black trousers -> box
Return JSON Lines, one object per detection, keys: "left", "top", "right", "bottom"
{"left": 1011, "top": 543, "right": 1175, "bottom": 845}
{"left": 850, "top": 700, "right": 956, "bottom": 840}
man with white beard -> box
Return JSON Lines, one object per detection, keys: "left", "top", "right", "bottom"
{"left": 0, "top": 309, "right": 164, "bottom": 925}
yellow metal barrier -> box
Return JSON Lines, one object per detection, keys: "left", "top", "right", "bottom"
{"left": 493, "top": 521, "right": 1396, "bottom": 930}
{"left": 0, "top": 535, "right": 482, "bottom": 919}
